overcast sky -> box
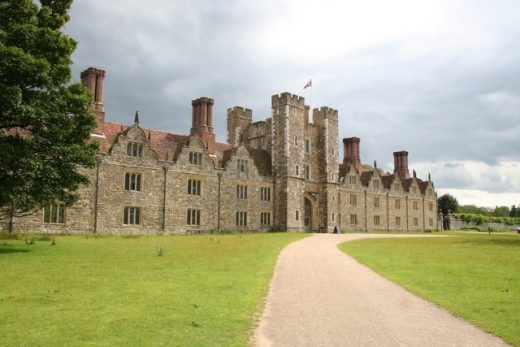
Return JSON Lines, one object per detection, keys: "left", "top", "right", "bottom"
{"left": 64, "top": 0, "right": 520, "bottom": 208}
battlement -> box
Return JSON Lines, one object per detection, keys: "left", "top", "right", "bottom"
{"left": 227, "top": 106, "right": 253, "bottom": 120}
{"left": 313, "top": 106, "right": 338, "bottom": 121}
{"left": 271, "top": 92, "right": 306, "bottom": 108}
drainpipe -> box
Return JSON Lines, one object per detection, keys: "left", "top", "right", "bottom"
{"left": 364, "top": 190, "right": 368, "bottom": 232}
{"left": 162, "top": 165, "right": 168, "bottom": 232}
{"left": 405, "top": 195, "right": 409, "bottom": 232}
{"left": 217, "top": 172, "right": 222, "bottom": 233}
{"left": 386, "top": 192, "right": 390, "bottom": 232}
{"left": 93, "top": 156, "right": 102, "bottom": 233}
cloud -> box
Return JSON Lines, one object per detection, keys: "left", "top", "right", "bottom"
{"left": 63, "top": 0, "right": 520, "bottom": 205}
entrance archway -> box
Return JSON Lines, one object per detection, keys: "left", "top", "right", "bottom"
{"left": 304, "top": 197, "right": 312, "bottom": 232}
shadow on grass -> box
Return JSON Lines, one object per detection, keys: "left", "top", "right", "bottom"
{"left": 0, "top": 248, "right": 31, "bottom": 254}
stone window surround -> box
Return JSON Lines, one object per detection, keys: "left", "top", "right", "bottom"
{"left": 236, "top": 185, "right": 248, "bottom": 199}
{"left": 43, "top": 202, "right": 66, "bottom": 224}
{"left": 124, "top": 172, "right": 142, "bottom": 191}
{"left": 349, "top": 194, "right": 357, "bottom": 206}
{"left": 396, "top": 216, "right": 401, "bottom": 226}
{"left": 395, "top": 199, "right": 401, "bottom": 209}
{"left": 127, "top": 142, "right": 143, "bottom": 157}
{"left": 350, "top": 214, "right": 357, "bottom": 225}
{"left": 413, "top": 200, "right": 419, "bottom": 210}
{"left": 304, "top": 165, "right": 310, "bottom": 180}
{"left": 304, "top": 139, "right": 311, "bottom": 154}
{"left": 188, "top": 151, "right": 203, "bottom": 165}
{"left": 123, "top": 206, "right": 141, "bottom": 225}
{"left": 187, "top": 209, "right": 201, "bottom": 225}
{"left": 295, "top": 209, "right": 300, "bottom": 221}
{"left": 236, "top": 211, "right": 247, "bottom": 226}
{"left": 260, "top": 187, "right": 271, "bottom": 202}
{"left": 188, "top": 179, "right": 201, "bottom": 195}
{"left": 237, "top": 159, "right": 248, "bottom": 172}
{"left": 374, "top": 215, "right": 381, "bottom": 226}
{"left": 260, "top": 212, "right": 271, "bottom": 225}
{"left": 374, "top": 197, "right": 380, "bottom": 208}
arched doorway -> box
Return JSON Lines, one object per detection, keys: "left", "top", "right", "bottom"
{"left": 304, "top": 197, "right": 312, "bottom": 232}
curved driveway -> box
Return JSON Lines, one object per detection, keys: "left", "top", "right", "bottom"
{"left": 253, "top": 233, "right": 508, "bottom": 346}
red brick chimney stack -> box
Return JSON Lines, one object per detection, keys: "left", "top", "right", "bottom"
{"left": 393, "top": 151, "right": 410, "bottom": 179}
{"left": 191, "top": 97, "right": 216, "bottom": 154}
{"left": 80, "top": 67, "right": 106, "bottom": 135}
{"left": 343, "top": 137, "right": 361, "bottom": 172}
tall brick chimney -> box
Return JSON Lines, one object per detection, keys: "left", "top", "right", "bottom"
{"left": 80, "top": 67, "right": 106, "bottom": 135}
{"left": 343, "top": 137, "right": 361, "bottom": 172}
{"left": 191, "top": 97, "right": 216, "bottom": 154}
{"left": 393, "top": 151, "right": 410, "bottom": 179}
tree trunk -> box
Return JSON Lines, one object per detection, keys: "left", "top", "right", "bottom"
{"left": 8, "top": 206, "right": 14, "bottom": 237}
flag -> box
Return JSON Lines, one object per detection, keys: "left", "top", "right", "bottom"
{"left": 303, "top": 79, "right": 312, "bottom": 89}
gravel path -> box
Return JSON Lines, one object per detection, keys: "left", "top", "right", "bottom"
{"left": 253, "top": 233, "right": 509, "bottom": 347}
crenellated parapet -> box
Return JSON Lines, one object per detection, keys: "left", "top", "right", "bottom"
{"left": 313, "top": 107, "right": 338, "bottom": 124}
{"left": 227, "top": 106, "right": 253, "bottom": 146}
{"left": 271, "top": 92, "right": 306, "bottom": 109}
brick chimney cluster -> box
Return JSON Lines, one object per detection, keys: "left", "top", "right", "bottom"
{"left": 191, "top": 97, "right": 216, "bottom": 154}
{"left": 393, "top": 151, "right": 410, "bottom": 179}
{"left": 343, "top": 137, "right": 361, "bottom": 172}
{"left": 80, "top": 67, "right": 106, "bottom": 135}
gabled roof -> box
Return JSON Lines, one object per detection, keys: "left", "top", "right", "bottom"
{"left": 96, "top": 121, "right": 232, "bottom": 163}
{"left": 247, "top": 148, "right": 272, "bottom": 176}
{"left": 360, "top": 171, "right": 374, "bottom": 186}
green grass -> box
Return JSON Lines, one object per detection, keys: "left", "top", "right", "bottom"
{"left": 0, "top": 233, "right": 306, "bottom": 346}
{"left": 340, "top": 234, "right": 520, "bottom": 346}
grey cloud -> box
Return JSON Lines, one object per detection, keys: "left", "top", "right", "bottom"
{"left": 65, "top": 0, "right": 520, "bottom": 194}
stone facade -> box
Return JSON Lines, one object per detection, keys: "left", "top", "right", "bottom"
{"left": 3, "top": 67, "right": 438, "bottom": 234}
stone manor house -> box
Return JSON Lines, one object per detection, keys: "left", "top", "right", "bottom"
{"left": 7, "top": 67, "right": 438, "bottom": 234}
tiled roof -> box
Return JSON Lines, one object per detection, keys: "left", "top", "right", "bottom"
{"left": 247, "top": 148, "right": 272, "bottom": 176}
{"left": 96, "top": 122, "right": 231, "bottom": 164}
{"left": 381, "top": 174, "right": 396, "bottom": 189}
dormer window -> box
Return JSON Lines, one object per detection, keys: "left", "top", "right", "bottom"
{"left": 373, "top": 180, "right": 379, "bottom": 189}
{"left": 237, "top": 159, "right": 248, "bottom": 172}
{"left": 189, "top": 152, "right": 202, "bottom": 165}
{"left": 349, "top": 175, "right": 356, "bottom": 184}
{"left": 127, "top": 142, "right": 143, "bottom": 157}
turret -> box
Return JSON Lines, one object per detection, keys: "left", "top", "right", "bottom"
{"left": 227, "top": 106, "right": 252, "bottom": 146}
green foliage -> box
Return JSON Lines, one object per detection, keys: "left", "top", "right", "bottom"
{"left": 341, "top": 235, "right": 520, "bottom": 346}
{"left": 454, "top": 213, "right": 520, "bottom": 226}
{"left": 437, "top": 194, "right": 459, "bottom": 215}
{"left": 0, "top": 0, "right": 97, "bottom": 230}
{"left": 0, "top": 233, "right": 307, "bottom": 346}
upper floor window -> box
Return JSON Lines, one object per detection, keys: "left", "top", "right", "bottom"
{"left": 295, "top": 165, "right": 300, "bottom": 176}
{"left": 305, "top": 139, "right": 311, "bottom": 154}
{"left": 413, "top": 201, "right": 419, "bottom": 210}
{"left": 294, "top": 136, "right": 299, "bottom": 146}
{"left": 350, "top": 194, "right": 357, "bottom": 206}
{"left": 237, "top": 159, "right": 248, "bottom": 172}
{"left": 304, "top": 165, "right": 311, "bottom": 180}
{"left": 260, "top": 187, "right": 271, "bottom": 202}
{"left": 188, "top": 179, "right": 201, "bottom": 195}
{"left": 374, "top": 197, "right": 380, "bottom": 208}
{"left": 189, "top": 152, "right": 202, "bottom": 165}
{"left": 236, "top": 185, "right": 248, "bottom": 199}
{"left": 395, "top": 199, "right": 400, "bottom": 209}
{"left": 373, "top": 180, "right": 379, "bottom": 189}
{"left": 123, "top": 207, "right": 141, "bottom": 225}
{"left": 349, "top": 175, "right": 356, "bottom": 184}
{"left": 43, "top": 203, "right": 65, "bottom": 224}
{"left": 428, "top": 202, "right": 433, "bottom": 211}
{"left": 125, "top": 173, "right": 142, "bottom": 191}
{"left": 394, "top": 183, "right": 400, "bottom": 191}
{"left": 127, "top": 142, "right": 143, "bottom": 157}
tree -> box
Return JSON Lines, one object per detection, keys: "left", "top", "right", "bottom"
{"left": 510, "top": 205, "right": 517, "bottom": 218}
{"left": 492, "top": 206, "right": 510, "bottom": 217}
{"left": 0, "top": 0, "right": 97, "bottom": 234}
{"left": 437, "top": 194, "right": 459, "bottom": 215}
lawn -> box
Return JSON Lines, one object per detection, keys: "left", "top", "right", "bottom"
{"left": 0, "top": 232, "right": 306, "bottom": 346}
{"left": 340, "top": 234, "right": 520, "bottom": 346}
